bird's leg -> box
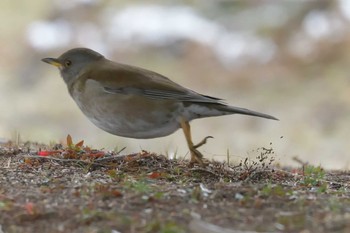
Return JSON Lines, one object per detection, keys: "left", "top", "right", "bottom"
{"left": 180, "top": 118, "right": 212, "bottom": 166}
{"left": 180, "top": 118, "right": 203, "bottom": 165}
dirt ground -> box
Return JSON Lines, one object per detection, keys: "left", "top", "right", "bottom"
{"left": 0, "top": 140, "right": 349, "bottom": 233}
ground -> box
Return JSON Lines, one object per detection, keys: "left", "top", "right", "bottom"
{"left": 0, "top": 139, "right": 349, "bottom": 233}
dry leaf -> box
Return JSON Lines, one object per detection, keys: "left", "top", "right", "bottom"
{"left": 75, "top": 140, "right": 84, "bottom": 148}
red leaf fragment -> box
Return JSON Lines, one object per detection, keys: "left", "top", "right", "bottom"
{"left": 38, "top": 150, "right": 60, "bottom": 156}
{"left": 24, "top": 202, "right": 35, "bottom": 215}
{"left": 148, "top": 172, "right": 162, "bottom": 179}
{"left": 88, "top": 151, "right": 105, "bottom": 158}
{"left": 111, "top": 190, "right": 123, "bottom": 197}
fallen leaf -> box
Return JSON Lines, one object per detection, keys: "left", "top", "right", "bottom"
{"left": 38, "top": 150, "right": 61, "bottom": 156}
{"left": 24, "top": 202, "right": 36, "bottom": 215}
{"left": 148, "top": 172, "right": 162, "bottom": 179}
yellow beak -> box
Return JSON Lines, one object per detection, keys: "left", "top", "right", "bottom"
{"left": 42, "top": 57, "right": 63, "bottom": 68}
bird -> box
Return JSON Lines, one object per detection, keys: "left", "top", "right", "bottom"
{"left": 42, "top": 48, "right": 278, "bottom": 166}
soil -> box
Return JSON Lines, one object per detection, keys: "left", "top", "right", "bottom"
{"left": 0, "top": 141, "right": 349, "bottom": 233}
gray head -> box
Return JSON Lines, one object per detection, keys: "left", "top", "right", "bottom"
{"left": 42, "top": 48, "right": 104, "bottom": 84}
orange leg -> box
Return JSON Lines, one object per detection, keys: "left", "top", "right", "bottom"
{"left": 180, "top": 118, "right": 213, "bottom": 166}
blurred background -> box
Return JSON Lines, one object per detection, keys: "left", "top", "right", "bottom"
{"left": 1, "top": 0, "right": 350, "bottom": 169}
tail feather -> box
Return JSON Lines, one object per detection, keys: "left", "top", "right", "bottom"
{"left": 223, "top": 105, "right": 278, "bottom": 120}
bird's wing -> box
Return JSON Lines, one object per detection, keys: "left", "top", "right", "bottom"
{"left": 103, "top": 86, "right": 224, "bottom": 104}
{"left": 80, "top": 60, "right": 278, "bottom": 120}
{"left": 86, "top": 60, "right": 226, "bottom": 104}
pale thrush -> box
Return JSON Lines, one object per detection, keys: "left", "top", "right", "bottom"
{"left": 42, "top": 48, "right": 278, "bottom": 166}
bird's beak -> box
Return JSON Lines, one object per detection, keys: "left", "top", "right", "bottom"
{"left": 41, "top": 57, "right": 63, "bottom": 69}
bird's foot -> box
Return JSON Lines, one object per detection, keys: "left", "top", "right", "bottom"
{"left": 189, "top": 136, "right": 213, "bottom": 167}
{"left": 189, "top": 148, "right": 205, "bottom": 167}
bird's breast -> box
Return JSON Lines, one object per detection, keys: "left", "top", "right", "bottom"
{"left": 69, "top": 79, "right": 185, "bottom": 138}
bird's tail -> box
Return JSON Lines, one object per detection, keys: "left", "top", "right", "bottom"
{"left": 220, "top": 105, "right": 278, "bottom": 120}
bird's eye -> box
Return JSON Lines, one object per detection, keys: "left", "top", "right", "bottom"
{"left": 65, "top": 60, "right": 72, "bottom": 67}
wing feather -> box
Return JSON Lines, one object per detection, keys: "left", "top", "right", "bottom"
{"left": 92, "top": 61, "right": 226, "bottom": 104}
